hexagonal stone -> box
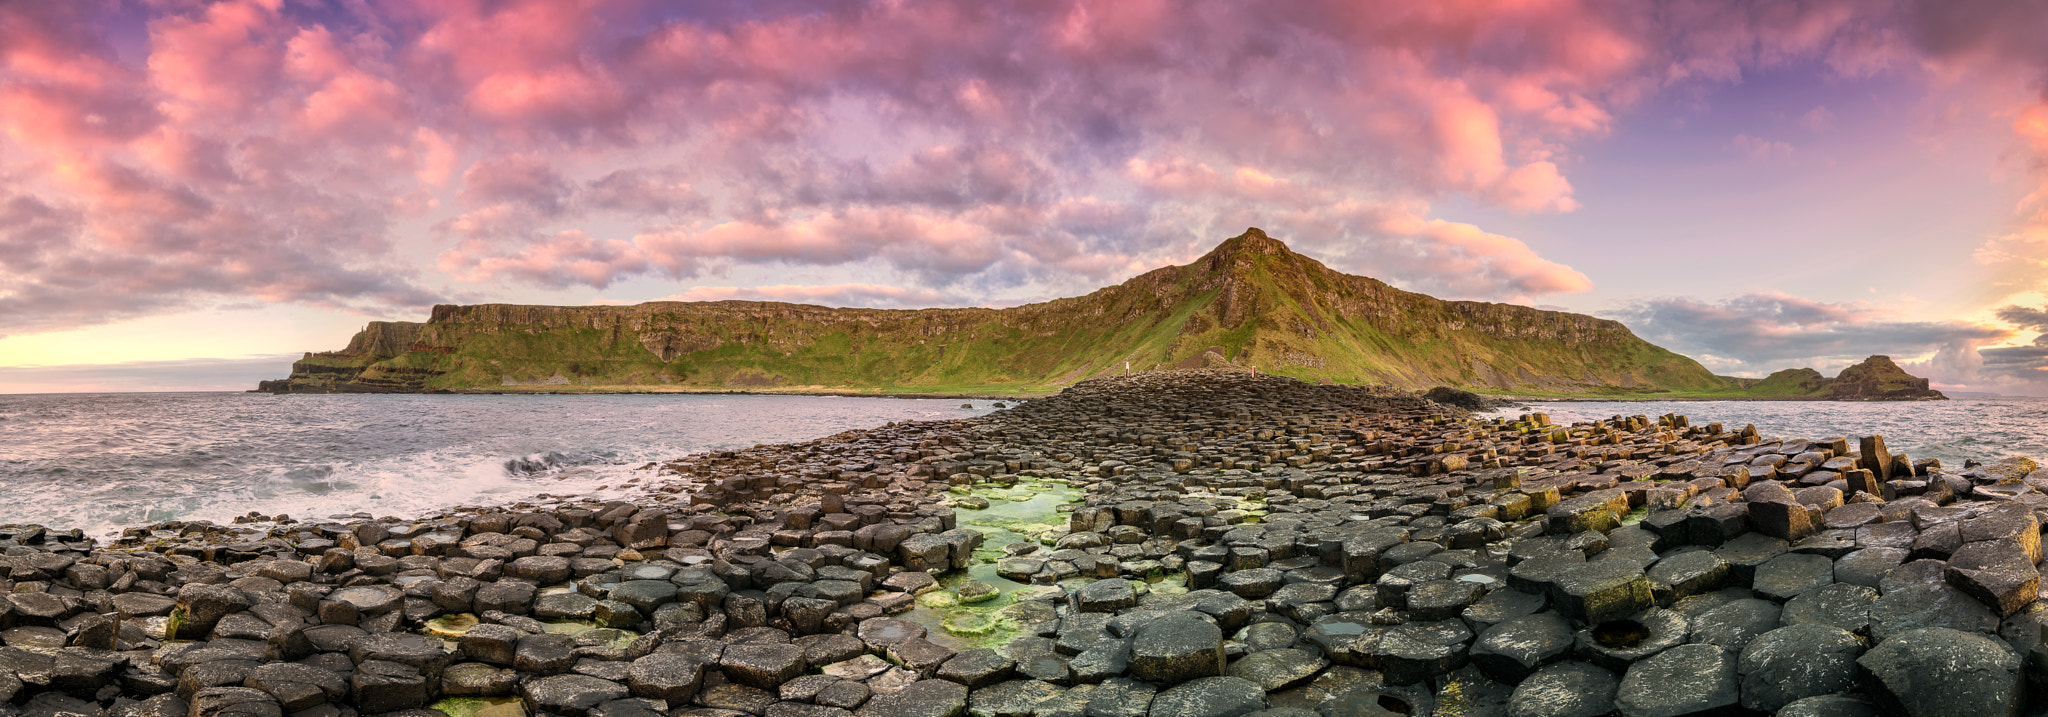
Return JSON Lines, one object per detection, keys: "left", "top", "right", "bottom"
{"left": 242, "top": 663, "right": 345, "bottom": 712}
{"left": 1405, "top": 580, "right": 1482, "bottom": 621}
{"left": 515, "top": 633, "right": 578, "bottom": 674}
{"left": 1752, "top": 553, "right": 1833, "bottom": 601}
{"left": 1613, "top": 643, "right": 1738, "bottom": 717}
{"left": 1859, "top": 627, "right": 2022, "bottom": 717}
{"left": 1219, "top": 568, "right": 1285, "bottom": 600}
{"left": 854, "top": 679, "right": 967, "bottom": 717}
{"left": 508, "top": 556, "right": 573, "bottom": 584}
{"left": 1946, "top": 539, "right": 2041, "bottom": 616}
{"left": 1507, "top": 661, "right": 1617, "bottom": 717}
{"left": 1548, "top": 559, "right": 1651, "bottom": 624}
{"left": 1146, "top": 676, "right": 1266, "bottom": 717}
{"left": 1870, "top": 583, "right": 2000, "bottom": 642}
{"left": 1687, "top": 598, "right": 1780, "bottom": 652}
{"left": 1224, "top": 648, "right": 1325, "bottom": 692}
{"left": 1374, "top": 620, "right": 1472, "bottom": 687}
{"left": 625, "top": 652, "right": 708, "bottom": 701}
{"left": 534, "top": 592, "right": 598, "bottom": 621}
{"left": 1737, "top": 624, "right": 1863, "bottom": 713}
{"left": 1714, "top": 532, "right": 1788, "bottom": 586}
{"left": 1075, "top": 579, "right": 1137, "bottom": 613}
{"left": 1470, "top": 612, "right": 1574, "bottom": 683}
{"left": 719, "top": 643, "right": 805, "bottom": 690}
{"left": 440, "top": 662, "right": 518, "bottom": 697}
{"left": 607, "top": 581, "right": 677, "bottom": 614}
{"left": 1574, "top": 608, "right": 1687, "bottom": 673}
{"left": 1832, "top": 547, "right": 1906, "bottom": 589}
{"left": 1128, "top": 614, "right": 1224, "bottom": 685}
{"left": 350, "top": 660, "right": 428, "bottom": 713}
{"left": 1645, "top": 550, "right": 1729, "bottom": 605}
{"left": 189, "top": 687, "right": 281, "bottom": 717}
{"left": 966, "top": 679, "right": 1064, "bottom": 717}
{"left": 1781, "top": 583, "right": 1877, "bottom": 634}
{"left": 520, "top": 674, "right": 629, "bottom": 717}
{"left": 935, "top": 648, "right": 1014, "bottom": 689}
{"left": 1776, "top": 695, "right": 1878, "bottom": 717}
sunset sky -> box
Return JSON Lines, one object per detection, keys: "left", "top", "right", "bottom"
{"left": 3, "top": 0, "right": 2048, "bottom": 394}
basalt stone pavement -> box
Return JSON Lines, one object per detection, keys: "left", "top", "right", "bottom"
{"left": 4, "top": 370, "right": 2048, "bottom": 717}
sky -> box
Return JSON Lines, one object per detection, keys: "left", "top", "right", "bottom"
{"left": 3, "top": 0, "right": 2048, "bottom": 394}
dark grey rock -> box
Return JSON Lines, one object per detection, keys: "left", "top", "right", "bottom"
{"left": 1506, "top": 661, "right": 1618, "bottom": 717}
{"left": 625, "top": 652, "right": 708, "bottom": 702}
{"left": 1128, "top": 614, "right": 1223, "bottom": 685}
{"left": 966, "top": 679, "right": 1064, "bottom": 717}
{"left": 1223, "top": 648, "right": 1326, "bottom": 692}
{"left": 1859, "top": 627, "right": 2022, "bottom": 717}
{"left": 853, "top": 679, "right": 967, "bottom": 717}
{"left": 1470, "top": 612, "right": 1573, "bottom": 683}
{"left": 1644, "top": 550, "right": 1729, "bottom": 605}
{"left": 1781, "top": 583, "right": 1877, "bottom": 634}
{"left": 188, "top": 687, "right": 280, "bottom": 717}
{"left": 1146, "top": 676, "right": 1267, "bottom": 717}
{"left": 1946, "top": 538, "right": 2041, "bottom": 616}
{"left": 1574, "top": 608, "right": 1687, "bottom": 673}
{"left": 1752, "top": 552, "right": 1833, "bottom": 600}
{"left": 1832, "top": 547, "right": 1906, "bottom": 589}
{"left": 1777, "top": 695, "right": 1877, "bottom": 717}
{"left": 1736, "top": 623, "right": 1862, "bottom": 713}
{"left": 1612, "top": 643, "right": 1738, "bottom": 717}
{"left": 719, "top": 643, "right": 805, "bottom": 690}
{"left": 520, "top": 674, "right": 630, "bottom": 717}
{"left": 1869, "top": 582, "right": 2000, "bottom": 642}
{"left": 1687, "top": 598, "right": 1780, "bottom": 652}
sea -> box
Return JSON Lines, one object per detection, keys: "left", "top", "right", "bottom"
{"left": 1481, "top": 396, "right": 2048, "bottom": 470}
{"left": 3, "top": 392, "right": 2045, "bottom": 538}
{"left": 0, "top": 392, "right": 998, "bottom": 537}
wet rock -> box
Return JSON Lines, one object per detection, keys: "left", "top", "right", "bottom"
{"left": 934, "top": 649, "right": 1013, "bottom": 689}
{"left": 1945, "top": 538, "right": 2041, "bottom": 616}
{"left": 189, "top": 687, "right": 281, "bottom": 717}
{"left": 1751, "top": 552, "right": 1833, "bottom": 600}
{"left": 1777, "top": 695, "right": 1878, "bottom": 717}
{"left": 1127, "top": 614, "right": 1224, "bottom": 685}
{"left": 242, "top": 663, "right": 345, "bottom": 711}
{"left": 1146, "top": 676, "right": 1267, "bottom": 717}
{"left": 349, "top": 660, "right": 428, "bottom": 713}
{"left": 520, "top": 674, "right": 630, "bottom": 717}
{"left": 1075, "top": 579, "right": 1137, "bottom": 613}
{"left": 1736, "top": 623, "right": 1862, "bottom": 713}
{"left": 625, "top": 652, "right": 709, "bottom": 702}
{"left": 1612, "top": 643, "right": 1738, "bottom": 717}
{"left": 1859, "top": 627, "right": 2022, "bottom": 717}
{"left": 1781, "top": 583, "right": 1877, "bottom": 634}
{"left": 1687, "top": 598, "right": 1780, "bottom": 652}
{"left": 853, "top": 679, "right": 967, "bottom": 717}
{"left": 966, "top": 679, "right": 1063, "bottom": 717}
{"left": 720, "top": 643, "right": 806, "bottom": 690}
{"left": 1832, "top": 547, "right": 1906, "bottom": 589}
{"left": 1506, "top": 661, "right": 1618, "bottom": 717}
{"left": 1548, "top": 560, "right": 1651, "bottom": 624}
{"left": 1869, "top": 583, "right": 2000, "bottom": 642}
{"left": 1644, "top": 550, "right": 1728, "bottom": 605}
{"left": 1470, "top": 612, "right": 1574, "bottom": 683}
{"left": 1575, "top": 609, "right": 1687, "bottom": 673}
{"left": 1224, "top": 648, "right": 1326, "bottom": 692}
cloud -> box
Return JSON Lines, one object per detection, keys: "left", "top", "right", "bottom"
{"left": 659, "top": 283, "right": 963, "bottom": 309}
{"left": 0, "top": 354, "right": 297, "bottom": 394}
{"left": 1732, "top": 133, "right": 1795, "bottom": 158}
{"left": 5, "top": 0, "right": 2047, "bottom": 339}
{"left": 1610, "top": 292, "right": 2010, "bottom": 381}
{"left": 1799, "top": 105, "right": 1837, "bottom": 131}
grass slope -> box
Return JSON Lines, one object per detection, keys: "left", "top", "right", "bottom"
{"left": 263, "top": 229, "right": 1745, "bottom": 396}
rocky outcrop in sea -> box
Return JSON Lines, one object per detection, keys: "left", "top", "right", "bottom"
{"left": 2, "top": 369, "right": 2040, "bottom": 717}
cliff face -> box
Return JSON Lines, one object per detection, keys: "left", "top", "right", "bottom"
{"left": 258, "top": 228, "right": 1728, "bottom": 395}
{"left": 1824, "top": 355, "right": 1946, "bottom": 400}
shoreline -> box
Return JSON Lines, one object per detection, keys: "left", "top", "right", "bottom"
{"left": 11, "top": 369, "right": 2043, "bottom": 716}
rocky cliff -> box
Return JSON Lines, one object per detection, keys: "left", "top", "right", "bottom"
{"left": 258, "top": 228, "right": 1731, "bottom": 395}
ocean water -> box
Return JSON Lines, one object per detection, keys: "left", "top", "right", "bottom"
{"left": 1484, "top": 396, "right": 2048, "bottom": 469}
{"left": 0, "top": 392, "right": 998, "bottom": 536}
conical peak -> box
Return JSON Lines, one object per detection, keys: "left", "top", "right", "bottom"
{"left": 1206, "top": 227, "right": 1294, "bottom": 262}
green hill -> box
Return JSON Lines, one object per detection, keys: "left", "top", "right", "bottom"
{"left": 257, "top": 228, "right": 1750, "bottom": 396}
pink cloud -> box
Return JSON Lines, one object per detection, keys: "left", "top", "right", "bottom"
{"left": 6, "top": 0, "right": 2048, "bottom": 339}
{"left": 663, "top": 283, "right": 960, "bottom": 308}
